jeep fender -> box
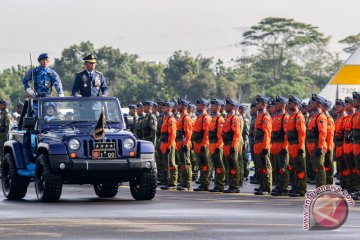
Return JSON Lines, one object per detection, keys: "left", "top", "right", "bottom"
{"left": 38, "top": 142, "right": 68, "bottom": 155}
{"left": 138, "top": 140, "right": 154, "bottom": 154}
{"left": 4, "top": 140, "right": 26, "bottom": 169}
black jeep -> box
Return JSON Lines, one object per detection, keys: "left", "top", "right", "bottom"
{"left": 1, "top": 97, "right": 157, "bottom": 202}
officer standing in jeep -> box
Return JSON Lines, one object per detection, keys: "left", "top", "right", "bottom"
{"left": 142, "top": 100, "right": 158, "bottom": 144}
{"left": 22, "top": 53, "right": 64, "bottom": 98}
{"left": 0, "top": 100, "right": 14, "bottom": 171}
{"left": 72, "top": 54, "right": 108, "bottom": 97}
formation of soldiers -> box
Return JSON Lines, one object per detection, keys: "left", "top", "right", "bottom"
{"left": 128, "top": 92, "right": 360, "bottom": 199}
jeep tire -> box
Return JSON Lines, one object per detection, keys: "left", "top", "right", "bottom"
{"left": 1, "top": 153, "right": 30, "bottom": 200}
{"left": 94, "top": 183, "right": 119, "bottom": 198}
{"left": 35, "top": 154, "right": 63, "bottom": 202}
{"left": 130, "top": 169, "right": 157, "bottom": 200}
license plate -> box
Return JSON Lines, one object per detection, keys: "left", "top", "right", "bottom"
{"left": 92, "top": 142, "right": 116, "bottom": 159}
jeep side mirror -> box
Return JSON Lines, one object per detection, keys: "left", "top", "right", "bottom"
{"left": 22, "top": 117, "right": 36, "bottom": 129}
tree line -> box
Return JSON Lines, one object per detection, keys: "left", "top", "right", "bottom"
{"left": 0, "top": 17, "right": 359, "bottom": 109}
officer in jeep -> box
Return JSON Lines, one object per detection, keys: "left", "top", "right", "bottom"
{"left": 72, "top": 54, "right": 108, "bottom": 97}
{"left": 22, "top": 53, "right": 64, "bottom": 98}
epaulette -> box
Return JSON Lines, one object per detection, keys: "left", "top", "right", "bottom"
{"left": 95, "top": 70, "right": 102, "bottom": 74}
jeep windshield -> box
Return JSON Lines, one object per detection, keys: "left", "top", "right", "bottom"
{"left": 40, "top": 98, "right": 122, "bottom": 127}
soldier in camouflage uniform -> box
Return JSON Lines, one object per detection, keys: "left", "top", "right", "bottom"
{"left": 141, "top": 100, "right": 157, "bottom": 144}
{"left": 0, "top": 100, "right": 14, "bottom": 173}
{"left": 188, "top": 103, "right": 198, "bottom": 181}
{"left": 249, "top": 101, "right": 258, "bottom": 184}
{"left": 134, "top": 103, "right": 145, "bottom": 139}
{"left": 239, "top": 104, "right": 250, "bottom": 181}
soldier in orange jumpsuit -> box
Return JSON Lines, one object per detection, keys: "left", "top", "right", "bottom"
{"left": 343, "top": 97, "right": 356, "bottom": 192}
{"left": 159, "top": 101, "right": 178, "bottom": 190}
{"left": 207, "top": 99, "right": 226, "bottom": 192}
{"left": 268, "top": 99, "right": 278, "bottom": 185}
{"left": 321, "top": 100, "right": 335, "bottom": 184}
{"left": 175, "top": 98, "right": 193, "bottom": 191}
{"left": 270, "top": 96, "right": 290, "bottom": 196}
{"left": 306, "top": 94, "right": 328, "bottom": 188}
{"left": 253, "top": 96, "right": 273, "bottom": 195}
{"left": 222, "top": 97, "right": 241, "bottom": 193}
{"left": 334, "top": 99, "right": 347, "bottom": 188}
{"left": 193, "top": 97, "right": 211, "bottom": 191}
{"left": 351, "top": 92, "right": 360, "bottom": 200}
{"left": 285, "top": 96, "right": 307, "bottom": 197}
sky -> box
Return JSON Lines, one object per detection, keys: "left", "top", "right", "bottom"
{"left": 0, "top": 0, "right": 359, "bottom": 70}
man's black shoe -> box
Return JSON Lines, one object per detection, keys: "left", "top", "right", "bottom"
{"left": 160, "top": 185, "right": 176, "bottom": 190}
{"left": 193, "top": 186, "right": 209, "bottom": 192}
{"left": 223, "top": 188, "right": 240, "bottom": 193}
{"left": 254, "top": 191, "right": 270, "bottom": 195}
{"left": 209, "top": 188, "right": 223, "bottom": 193}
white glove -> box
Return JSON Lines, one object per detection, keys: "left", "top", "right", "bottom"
{"left": 59, "top": 93, "right": 65, "bottom": 97}
{"left": 26, "top": 88, "right": 36, "bottom": 97}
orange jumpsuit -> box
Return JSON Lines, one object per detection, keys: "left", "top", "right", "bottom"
{"left": 306, "top": 111, "right": 327, "bottom": 155}
{"left": 270, "top": 111, "right": 289, "bottom": 155}
{"left": 176, "top": 112, "right": 193, "bottom": 150}
{"left": 160, "top": 113, "right": 177, "bottom": 154}
{"left": 352, "top": 109, "right": 360, "bottom": 174}
{"left": 343, "top": 112, "right": 355, "bottom": 155}
{"left": 325, "top": 112, "right": 335, "bottom": 153}
{"left": 334, "top": 113, "right": 347, "bottom": 159}
{"left": 222, "top": 113, "right": 241, "bottom": 156}
{"left": 324, "top": 112, "right": 335, "bottom": 183}
{"left": 192, "top": 113, "right": 210, "bottom": 154}
{"left": 254, "top": 111, "right": 272, "bottom": 155}
{"left": 208, "top": 113, "right": 224, "bottom": 155}
{"left": 286, "top": 109, "right": 306, "bottom": 159}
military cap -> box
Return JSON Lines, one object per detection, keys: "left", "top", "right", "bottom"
{"left": 196, "top": 97, "right": 209, "bottom": 106}
{"left": 46, "top": 103, "right": 56, "bottom": 109}
{"left": 210, "top": 98, "right": 223, "bottom": 106}
{"left": 238, "top": 104, "right": 249, "bottom": 110}
{"left": 335, "top": 99, "right": 345, "bottom": 106}
{"left": 38, "top": 53, "right": 49, "bottom": 61}
{"left": 82, "top": 54, "right": 96, "bottom": 63}
{"left": 156, "top": 98, "right": 165, "bottom": 106}
{"left": 189, "top": 103, "right": 196, "bottom": 110}
{"left": 225, "top": 97, "right": 239, "bottom": 107}
{"left": 255, "top": 95, "right": 270, "bottom": 104}
{"left": 153, "top": 102, "right": 158, "bottom": 108}
{"left": 310, "top": 94, "right": 327, "bottom": 105}
{"left": 353, "top": 91, "right": 360, "bottom": 100}
{"left": 288, "top": 95, "right": 302, "bottom": 105}
{"left": 136, "top": 103, "right": 143, "bottom": 108}
{"left": 345, "top": 97, "right": 354, "bottom": 104}
{"left": 17, "top": 100, "right": 24, "bottom": 108}
{"left": 178, "top": 98, "right": 190, "bottom": 107}
{"left": 268, "top": 98, "right": 275, "bottom": 106}
{"left": 142, "top": 100, "right": 155, "bottom": 106}
{"left": 128, "top": 104, "right": 137, "bottom": 109}
{"left": 275, "top": 95, "right": 288, "bottom": 105}
{"left": 163, "top": 101, "right": 175, "bottom": 108}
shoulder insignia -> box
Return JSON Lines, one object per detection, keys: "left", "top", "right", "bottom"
{"left": 95, "top": 70, "right": 102, "bottom": 74}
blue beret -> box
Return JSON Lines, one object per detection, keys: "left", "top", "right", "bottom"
{"left": 225, "top": 97, "right": 238, "bottom": 107}
{"left": 324, "top": 100, "right": 332, "bottom": 109}
{"left": 250, "top": 101, "right": 257, "bottom": 108}
{"left": 301, "top": 102, "right": 308, "bottom": 109}
{"left": 156, "top": 99, "right": 165, "bottom": 106}
{"left": 353, "top": 91, "right": 360, "bottom": 100}
{"left": 128, "top": 104, "right": 137, "bottom": 109}
{"left": 197, "top": 97, "right": 209, "bottom": 106}
{"left": 136, "top": 103, "right": 143, "bottom": 108}
{"left": 311, "top": 94, "right": 327, "bottom": 105}
{"left": 238, "top": 104, "right": 248, "bottom": 110}
{"left": 189, "top": 103, "right": 196, "bottom": 110}
{"left": 178, "top": 98, "right": 190, "bottom": 107}
{"left": 38, "top": 53, "right": 49, "bottom": 61}
{"left": 275, "top": 95, "right": 288, "bottom": 105}
{"left": 142, "top": 100, "right": 155, "bottom": 106}
{"left": 0, "top": 100, "right": 10, "bottom": 106}
{"left": 288, "top": 95, "right": 302, "bottom": 105}
{"left": 335, "top": 99, "right": 345, "bottom": 106}
{"left": 210, "top": 98, "right": 223, "bottom": 106}
{"left": 164, "top": 101, "right": 175, "bottom": 108}
{"left": 255, "top": 95, "right": 270, "bottom": 104}
{"left": 345, "top": 97, "right": 354, "bottom": 104}
{"left": 268, "top": 98, "right": 275, "bottom": 106}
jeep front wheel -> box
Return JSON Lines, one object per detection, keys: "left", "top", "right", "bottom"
{"left": 35, "top": 154, "right": 63, "bottom": 202}
{"left": 94, "top": 183, "right": 119, "bottom": 198}
{"left": 1, "top": 153, "right": 30, "bottom": 200}
{"left": 129, "top": 169, "right": 157, "bottom": 200}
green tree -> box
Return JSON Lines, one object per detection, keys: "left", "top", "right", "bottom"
{"left": 339, "top": 33, "right": 360, "bottom": 54}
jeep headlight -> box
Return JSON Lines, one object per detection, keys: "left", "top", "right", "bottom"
{"left": 69, "top": 139, "right": 80, "bottom": 150}
{"left": 124, "top": 138, "right": 135, "bottom": 150}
